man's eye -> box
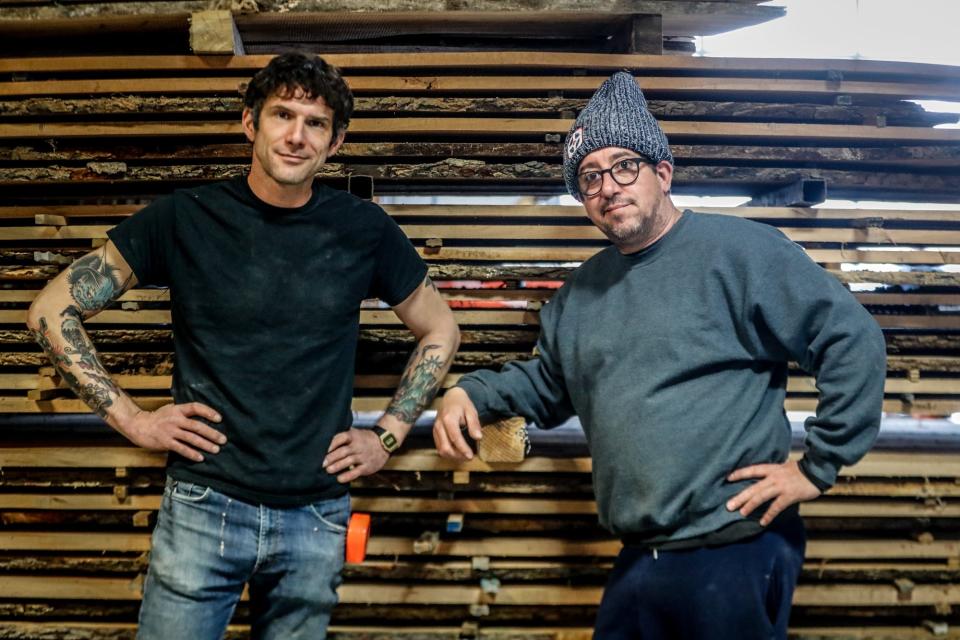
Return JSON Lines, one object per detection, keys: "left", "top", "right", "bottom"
{"left": 277, "top": 111, "right": 290, "bottom": 119}
{"left": 617, "top": 160, "right": 634, "bottom": 170}
{"left": 583, "top": 172, "right": 601, "bottom": 183}
{"left": 308, "top": 120, "right": 325, "bottom": 128}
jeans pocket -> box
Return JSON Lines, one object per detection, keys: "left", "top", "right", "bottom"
{"left": 308, "top": 494, "right": 350, "bottom": 534}
{"left": 169, "top": 480, "right": 212, "bottom": 504}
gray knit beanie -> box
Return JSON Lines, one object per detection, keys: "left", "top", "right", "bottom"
{"left": 563, "top": 71, "right": 673, "bottom": 201}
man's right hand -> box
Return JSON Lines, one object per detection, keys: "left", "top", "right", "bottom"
{"left": 119, "top": 403, "right": 225, "bottom": 462}
{"left": 433, "top": 387, "right": 482, "bottom": 461}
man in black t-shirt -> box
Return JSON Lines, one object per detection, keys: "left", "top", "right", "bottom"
{"left": 28, "top": 53, "right": 459, "bottom": 639}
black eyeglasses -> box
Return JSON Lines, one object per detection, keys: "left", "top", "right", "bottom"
{"left": 577, "top": 157, "right": 652, "bottom": 197}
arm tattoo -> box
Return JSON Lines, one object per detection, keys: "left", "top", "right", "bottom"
{"left": 424, "top": 276, "right": 438, "bottom": 293}
{"left": 385, "top": 343, "right": 447, "bottom": 424}
{"left": 32, "top": 311, "right": 121, "bottom": 418}
{"left": 66, "top": 247, "right": 130, "bottom": 313}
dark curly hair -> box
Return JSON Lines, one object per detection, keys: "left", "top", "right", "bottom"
{"left": 243, "top": 52, "right": 354, "bottom": 139}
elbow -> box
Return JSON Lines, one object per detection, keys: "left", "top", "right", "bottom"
{"left": 26, "top": 288, "right": 68, "bottom": 336}
{"left": 26, "top": 295, "right": 48, "bottom": 334}
{"left": 445, "top": 309, "right": 461, "bottom": 354}
{"left": 450, "top": 318, "right": 461, "bottom": 353}
{"left": 411, "top": 299, "right": 460, "bottom": 353}
{"left": 437, "top": 321, "right": 461, "bottom": 359}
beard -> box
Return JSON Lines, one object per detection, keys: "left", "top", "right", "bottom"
{"left": 598, "top": 214, "right": 648, "bottom": 244}
{"left": 596, "top": 193, "right": 666, "bottom": 248}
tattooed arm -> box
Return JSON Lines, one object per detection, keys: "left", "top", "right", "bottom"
{"left": 324, "top": 276, "right": 459, "bottom": 482}
{"left": 26, "top": 241, "right": 225, "bottom": 462}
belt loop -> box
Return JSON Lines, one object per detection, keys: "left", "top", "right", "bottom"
{"left": 653, "top": 548, "right": 659, "bottom": 560}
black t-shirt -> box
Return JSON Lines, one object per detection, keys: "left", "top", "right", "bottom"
{"left": 108, "top": 176, "right": 427, "bottom": 505}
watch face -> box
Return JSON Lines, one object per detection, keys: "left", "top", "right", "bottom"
{"left": 379, "top": 430, "right": 399, "bottom": 453}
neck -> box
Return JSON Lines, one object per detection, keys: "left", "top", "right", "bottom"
{"left": 246, "top": 166, "right": 314, "bottom": 208}
{"left": 615, "top": 200, "right": 683, "bottom": 255}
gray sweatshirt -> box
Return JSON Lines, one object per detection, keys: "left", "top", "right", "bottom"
{"left": 458, "top": 211, "right": 886, "bottom": 541}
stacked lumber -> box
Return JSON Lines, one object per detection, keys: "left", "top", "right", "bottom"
{"left": 0, "top": 1, "right": 785, "bottom": 56}
{"left": 1, "top": 53, "right": 960, "bottom": 201}
{"left": 0, "top": 444, "right": 957, "bottom": 639}
{"left": 0, "top": 48, "right": 958, "bottom": 638}
{"left": 0, "top": 202, "right": 956, "bottom": 417}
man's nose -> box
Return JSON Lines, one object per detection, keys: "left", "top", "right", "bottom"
{"left": 599, "top": 170, "right": 620, "bottom": 198}
{"left": 285, "top": 119, "right": 305, "bottom": 146}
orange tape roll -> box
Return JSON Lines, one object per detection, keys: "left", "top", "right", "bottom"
{"left": 345, "top": 512, "right": 371, "bottom": 564}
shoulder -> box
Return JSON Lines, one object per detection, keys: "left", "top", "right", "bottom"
{"left": 154, "top": 179, "right": 239, "bottom": 213}
{"left": 688, "top": 212, "right": 831, "bottom": 298}
{"left": 572, "top": 246, "right": 621, "bottom": 283}
{"left": 321, "top": 186, "right": 387, "bottom": 217}
{"left": 685, "top": 211, "right": 799, "bottom": 258}
{"left": 182, "top": 178, "right": 236, "bottom": 200}
{"left": 547, "top": 246, "right": 620, "bottom": 308}
{"left": 321, "top": 187, "right": 397, "bottom": 232}
{"left": 686, "top": 211, "right": 786, "bottom": 241}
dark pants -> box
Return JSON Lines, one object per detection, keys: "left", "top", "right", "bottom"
{"left": 594, "top": 515, "right": 805, "bottom": 640}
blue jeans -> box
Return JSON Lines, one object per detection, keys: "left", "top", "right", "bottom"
{"left": 594, "top": 514, "right": 806, "bottom": 640}
{"left": 137, "top": 476, "right": 349, "bottom": 640}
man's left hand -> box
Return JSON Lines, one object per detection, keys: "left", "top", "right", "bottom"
{"left": 323, "top": 428, "right": 390, "bottom": 484}
{"left": 725, "top": 460, "right": 821, "bottom": 526}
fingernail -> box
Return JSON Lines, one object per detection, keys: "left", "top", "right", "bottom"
{"left": 214, "top": 414, "right": 222, "bottom": 422}
{"left": 322, "top": 459, "right": 328, "bottom": 467}
{"left": 219, "top": 436, "right": 227, "bottom": 444}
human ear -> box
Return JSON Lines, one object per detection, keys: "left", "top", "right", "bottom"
{"left": 241, "top": 108, "right": 257, "bottom": 143}
{"left": 327, "top": 130, "right": 346, "bottom": 158}
{"left": 655, "top": 161, "right": 674, "bottom": 193}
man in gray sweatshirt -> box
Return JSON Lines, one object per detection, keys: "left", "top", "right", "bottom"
{"left": 433, "top": 71, "right": 886, "bottom": 640}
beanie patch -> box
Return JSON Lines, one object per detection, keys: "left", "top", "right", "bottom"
{"left": 565, "top": 127, "right": 584, "bottom": 160}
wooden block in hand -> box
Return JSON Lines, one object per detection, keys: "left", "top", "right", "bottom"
{"left": 477, "top": 416, "right": 529, "bottom": 463}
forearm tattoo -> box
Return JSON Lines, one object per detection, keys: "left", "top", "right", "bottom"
{"left": 67, "top": 247, "right": 130, "bottom": 314}
{"left": 385, "top": 343, "right": 447, "bottom": 424}
{"left": 30, "top": 248, "right": 128, "bottom": 418}
{"left": 33, "top": 312, "right": 120, "bottom": 418}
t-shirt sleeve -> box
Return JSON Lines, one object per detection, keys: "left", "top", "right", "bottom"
{"left": 367, "top": 212, "right": 428, "bottom": 306}
{"left": 106, "top": 196, "right": 176, "bottom": 287}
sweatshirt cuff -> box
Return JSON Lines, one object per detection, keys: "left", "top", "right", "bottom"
{"left": 797, "top": 455, "right": 835, "bottom": 493}
{"left": 454, "top": 379, "right": 501, "bottom": 424}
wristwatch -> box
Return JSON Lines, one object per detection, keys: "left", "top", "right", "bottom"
{"left": 371, "top": 425, "right": 400, "bottom": 454}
